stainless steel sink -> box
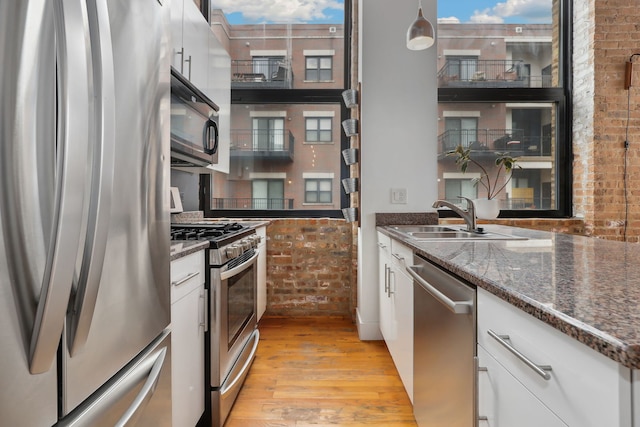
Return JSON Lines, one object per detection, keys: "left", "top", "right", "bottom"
{"left": 389, "top": 225, "right": 527, "bottom": 241}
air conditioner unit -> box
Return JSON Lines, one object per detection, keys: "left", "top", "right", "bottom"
{"left": 329, "top": 26, "right": 336, "bottom": 33}
{"left": 515, "top": 27, "right": 523, "bottom": 33}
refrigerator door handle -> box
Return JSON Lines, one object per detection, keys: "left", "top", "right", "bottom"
{"left": 29, "top": 0, "right": 92, "bottom": 374}
{"left": 67, "top": 0, "right": 116, "bottom": 356}
{"left": 115, "top": 347, "right": 167, "bottom": 427}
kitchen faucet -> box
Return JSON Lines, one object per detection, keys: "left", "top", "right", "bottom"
{"left": 432, "top": 197, "right": 480, "bottom": 233}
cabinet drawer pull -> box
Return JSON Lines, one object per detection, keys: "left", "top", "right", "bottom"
{"left": 392, "top": 253, "right": 404, "bottom": 261}
{"left": 171, "top": 271, "right": 200, "bottom": 287}
{"left": 487, "top": 329, "right": 552, "bottom": 380}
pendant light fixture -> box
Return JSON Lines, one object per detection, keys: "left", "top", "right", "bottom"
{"left": 407, "top": 0, "right": 434, "bottom": 50}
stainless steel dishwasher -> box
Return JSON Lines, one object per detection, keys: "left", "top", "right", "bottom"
{"left": 407, "top": 254, "right": 476, "bottom": 427}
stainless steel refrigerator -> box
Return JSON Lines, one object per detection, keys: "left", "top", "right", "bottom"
{"left": 0, "top": 0, "right": 172, "bottom": 425}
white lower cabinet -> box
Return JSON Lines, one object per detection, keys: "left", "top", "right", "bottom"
{"left": 377, "top": 232, "right": 413, "bottom": 402}
{"left": 477, "top": 288, "right": 633, "bottom": 427}
{"left": 478, "top": 345, "right": 567, "bottom": 427}
{"left": 171, "top": 251, "right": 205, "bottom": 427}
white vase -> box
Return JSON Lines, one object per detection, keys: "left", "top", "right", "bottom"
{"left": 473, "top": 198, "right": 500, "bottom": 219}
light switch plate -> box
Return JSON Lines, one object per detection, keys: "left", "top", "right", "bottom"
{"left": 391, "top": 188, "right": 408, "bottom": 204}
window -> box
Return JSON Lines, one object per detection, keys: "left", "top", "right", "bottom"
{"left": 445, "top": 178, "right": 477, "bottom": 204}
{"left": 305, "top": 56, "right": 333, "bottom": 81}
{"left": 436, "top": 0, "right": 571, "bottom": 217}
{"left": 252, "top": 117, "right": 285, "bottom": 151}
{"left": 305, "top": 178, "right": 333, "bottom": 203}
{"left": 305, "top": 117, "right": 333, "bottom": 143}
{"left": 207, "top": 4, "right": 348, "bottom": 218}
{"left": 444, "top": 117, "right": 478, "bottom": 148}
{"left": 252, "top": 179, "right": 285, "bottom": 209}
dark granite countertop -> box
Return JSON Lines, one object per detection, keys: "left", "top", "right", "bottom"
{"left": 170, "top": 240, "right": 208, "bottom": 261}
{"left": 378, "top": 224, "right": 640, "bottom": 369}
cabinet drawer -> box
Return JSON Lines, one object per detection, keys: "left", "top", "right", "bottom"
{"left": 478, "top": 288, "right": 631, "bottom": 427}
{"left": 478, "top": 345, "right": 567, "bottom": 427}
{"left": 377, "top": 231, "right": 391, "bottom": 257}
{"left": 390, "top": 239, "right": 412, "bottom": 271}
{"left": 171, "top": 250, "right": 205, "bottom": 304}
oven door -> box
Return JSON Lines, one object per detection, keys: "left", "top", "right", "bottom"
{"left": 211, "top": 250, "right": 259, "bottom": 388}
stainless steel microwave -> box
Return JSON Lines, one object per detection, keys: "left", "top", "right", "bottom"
{"left": 170, "top": 67, "right": 219, "bottom": 167}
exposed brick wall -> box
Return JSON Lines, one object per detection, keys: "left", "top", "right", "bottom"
{"left": 574, "top": 0, "right": 640, "bottom": 242}
{"left": 265, "top": 218, "right": 355, "bottom": 317}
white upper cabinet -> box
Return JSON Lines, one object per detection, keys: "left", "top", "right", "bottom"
{"left": 170, "top": 0, "right": 231, "bottom": 174}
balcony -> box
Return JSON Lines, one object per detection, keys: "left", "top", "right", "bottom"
{"left": 231, "top": 59, "right": 293, "bottom": 89}
{"left": 437, "top": 128, "right": 552, "bottom": 158}
{"left": 230, "top": 129, "right": 295, "bottom": 162}
{"left": 212, "top": 198, "right": 294, "bottom": 210}
{"left": 438, "top": 60, "right": 552, "bottom": 88}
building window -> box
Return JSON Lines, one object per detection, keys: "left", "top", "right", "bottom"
{"left": 305, "top": 117, "right": 333, "bottom": 143}
{"left": 252, "top": 179, "right": 285, "bottom": 209}
{"left": 305, "top": 178, "right": 333, "bottom": 203}
{"left": 305, "top": 56, "right": 333, "bottom": 81}
{"left": 444, "top": 179, "right": 477, "bottom": 205}
{"left": 443, "top": 117, "right": 478, "bottom": 149}
{"left": 252, "top": 117, "right": 285, "bottom": 151}
{"left": 436, "top": 0, "right": 571, "bottom": 217}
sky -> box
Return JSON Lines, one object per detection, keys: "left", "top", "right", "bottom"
{"left": 211, "top": 0, "right": 552, "bottom": 25}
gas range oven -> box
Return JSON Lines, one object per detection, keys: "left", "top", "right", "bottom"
{"left": 171, "top": 222, "right": 260, "bottom": 427}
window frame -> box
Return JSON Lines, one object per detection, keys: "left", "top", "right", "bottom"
{"left": 304, "top": 178, "right": 333, "bottom": 204}
{"left": 305, "top": 56, "right": 334, "bottom": 81}
{"left": 437, "top": 0, "right": 573, "bottom": 219}
{"left": 305, "top": 116, "right": 334, "bottom": 143}
{"left": 203, "top": 1, "right": 351, "bottom": 219}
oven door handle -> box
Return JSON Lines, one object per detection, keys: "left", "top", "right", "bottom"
{"left": 220, "top": 250, "right": 259, "bottom": 281}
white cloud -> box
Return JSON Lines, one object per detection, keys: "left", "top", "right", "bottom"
{"left": 469, "top": 0, "right": 551, "bottom": 24}
{"left": 438, "top": 16, "right": 461, "bottom": 24}
{"left": 470, "top": 9, "right": 504, "bottom": 24}
{"left": 211, "top": 0, "right": 343, "bottom": 23}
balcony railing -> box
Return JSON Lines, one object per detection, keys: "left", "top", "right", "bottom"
{"left": 438, "top": 59, "right": 552, "bottom": 88}
{"left": 231, "top": 59, "right": 293, "bottom": 89}
{"left": 230, "top": 129, "right": 295, "bottom": 161}
{"left": 212, "top": 198, "right": 294, "bottom": 210}
{"left": 438, "top": 129, "right": 552, "bottom": 157}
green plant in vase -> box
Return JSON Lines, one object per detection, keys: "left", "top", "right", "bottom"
{"left": 448, "top": 145, "right": 520, "bottom": 218}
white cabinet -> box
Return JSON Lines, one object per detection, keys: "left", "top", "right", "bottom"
{"left": 256, "top": 225, "right": 267, "bottom": 321}
{"left": 171, "top": 251, "right": 205, "bottom": 427}
{"left": 477, "top": 346, "right": 568, "bottom": 427}
{"left": 377, "top": 232, "right": 413, "bottom": 402}
{"left": 477, "top": 288, "right": 632, "bottom": 427}
{"left": 170, "top": 0, "right": 231, "bottom": 174}
{"left": 170, "top": 0, "right": 208, "bottom": 90}
{"left": 377, "top": 232, "right": 393, "bottom": 341}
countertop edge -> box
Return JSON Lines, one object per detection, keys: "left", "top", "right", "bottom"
{"left": 378, "top": 225, "right": 640, "bottom": 369}
{"left": 170, "top": 240, "right": 209, "bottom": 261}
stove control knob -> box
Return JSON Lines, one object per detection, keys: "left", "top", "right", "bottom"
{"left": 226, "top": 244, "right": 240, "bottom": 258}
{"left": 247, "top": 235, "right": 260, "bottom": 248}
{"left": 241, "top": 239, "right": 251, "bottom": 251}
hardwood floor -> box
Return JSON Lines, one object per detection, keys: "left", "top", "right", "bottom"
{"left": 225, "top": 316, "right": 417, "bottom": 427}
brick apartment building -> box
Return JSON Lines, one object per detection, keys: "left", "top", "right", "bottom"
{"left": 208, "top": 10, "right": 554, "bottom": 212}
{"left": 209, "top": 10, "right": 345, "bottom": 211}
{"left": 436, "top": 23, "right": 554, "bottom": 210}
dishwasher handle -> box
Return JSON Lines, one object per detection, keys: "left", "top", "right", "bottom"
{"left": 407, "top": 265, "right": 473, "bottom": 314}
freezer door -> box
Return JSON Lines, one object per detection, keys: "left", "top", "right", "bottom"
{"left": 56, "top": 330, "right": 172, "bottom": 427}
{"left": 61, "top": 0, "right": 171, "bottom": 415}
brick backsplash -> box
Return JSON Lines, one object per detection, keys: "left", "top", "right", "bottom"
{"left": 265, "top": 218, "right": 355, "bottom": 318}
